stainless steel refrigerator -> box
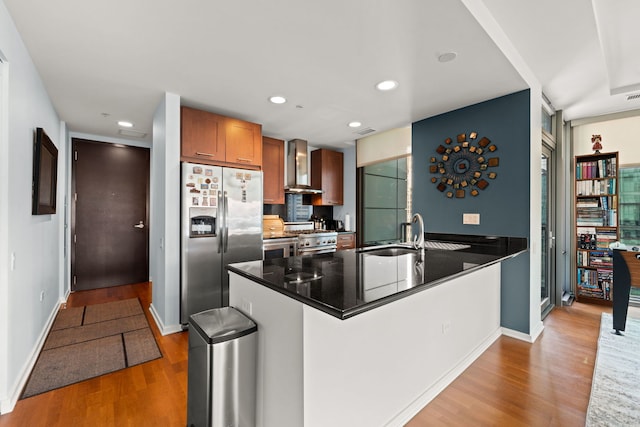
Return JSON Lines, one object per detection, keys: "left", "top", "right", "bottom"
{"left": 180, "top": 162, "right": 263, "bottom": 325}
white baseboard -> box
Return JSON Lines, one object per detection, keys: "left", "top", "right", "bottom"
{"left": 148, "top": 303, "right": 183, "bottom": 336}
{"left": 385, "top": 327, "right": 503, "bottom": 426}
{"left": 1, "top": 299, "right": 64, "bottom": 414}
{"left": 529, "top": 320, "right": 544, "bottom": 342}
{"left": 501, "top": 322, "right": 545, "bottom": 343}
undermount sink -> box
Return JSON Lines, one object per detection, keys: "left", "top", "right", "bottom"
{"left": 359, "top": 245, "right": 422, "bottom": 257}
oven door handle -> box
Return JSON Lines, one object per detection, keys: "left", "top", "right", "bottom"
{"left": 298, "top": 246, "right": 337, "bottom": 255}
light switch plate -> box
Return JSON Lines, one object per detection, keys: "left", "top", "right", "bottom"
{"left": 463, "top": 213, "right": 480, "bottom": 225}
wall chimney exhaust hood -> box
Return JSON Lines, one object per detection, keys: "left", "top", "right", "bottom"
{"left": 284, "top": 139, "right": 323, "bottom": 194}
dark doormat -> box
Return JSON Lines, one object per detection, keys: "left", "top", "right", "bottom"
{"left": 21, "top": 298, "right": 162, "bottom": 398}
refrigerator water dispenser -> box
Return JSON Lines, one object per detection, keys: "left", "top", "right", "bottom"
{"left": 190, "top": 208, "right": 216, "bottom": 237}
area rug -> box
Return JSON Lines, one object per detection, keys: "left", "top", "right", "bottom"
{"left": 21, "top": 298, "right": 162, "bottom": 398}
{"left": 586, "top": 313, "right": 640, "bottom": 426}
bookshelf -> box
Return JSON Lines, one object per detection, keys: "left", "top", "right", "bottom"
{"left": 575, "top": 152, "right": 618, "bottom": 304}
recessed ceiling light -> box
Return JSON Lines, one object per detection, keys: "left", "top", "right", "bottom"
{"left": 269, "top": 96, "right": 287, "bottom": 104}
{"left": 438, "top": 52, "right": 457, "bottom": 63}
{"left": 375, "top": 80, "right": 398, "bottom": 91}
{"left": 118, "top": 121, "right": 134, "bottom": 128}
{"left": 348, "top": 121, "right": 362, "bottom": 128}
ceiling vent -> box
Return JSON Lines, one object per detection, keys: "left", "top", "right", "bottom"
{"left": 355, "top": 127, "right": 376, "bottom": 136}
{"left": 627, "top": 93, "right": 640, "bottom": 101}
{"left": 118, "top": 129, "right": 148, "bottom": 138}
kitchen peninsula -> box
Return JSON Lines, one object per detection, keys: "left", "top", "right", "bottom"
{"left": 228, "top": 234, "right": 526, "bottom": 427}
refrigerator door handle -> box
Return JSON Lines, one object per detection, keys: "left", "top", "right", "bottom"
{"left": 223, "top": 191, "right": 229, "bottom": 253}
{"left": 217, "top": 190, "right": 223, "bottom": 253}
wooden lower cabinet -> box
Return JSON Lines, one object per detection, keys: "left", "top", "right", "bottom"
{"left": 337, "top": 233, "right": 355, "bottom": 250}
{"left": 262, "top": 137, "right": 284, "bottom": 204}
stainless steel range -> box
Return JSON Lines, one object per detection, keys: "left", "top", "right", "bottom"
{"left": 282, "top": 221, "right": 338, "bottom": 255}
{"left": 296, "top": 230, "right": 338, "bottom": 255}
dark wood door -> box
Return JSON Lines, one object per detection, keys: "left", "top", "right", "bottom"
{"left": 71, "top": 139, "right": 150, "bottom": 291}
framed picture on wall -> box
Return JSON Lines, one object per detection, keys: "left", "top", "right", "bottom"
{"left": 32, "top": 127, "right": 58, "bottom": 215}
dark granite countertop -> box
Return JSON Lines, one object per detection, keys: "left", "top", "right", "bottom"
{"left": 229, "top": 233, "right": 527, "bottom": 320}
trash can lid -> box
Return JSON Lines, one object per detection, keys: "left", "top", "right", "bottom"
{"left": 189, "top": 307, "right": 257, "bottom": 344}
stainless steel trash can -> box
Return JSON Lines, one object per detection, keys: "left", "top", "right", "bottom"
{"left": 187, "top": 307, "right": 258, "bottom": 427}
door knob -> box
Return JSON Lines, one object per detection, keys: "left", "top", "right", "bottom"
{"left": 134, "top": 221, "right": 145, "bottom": 229}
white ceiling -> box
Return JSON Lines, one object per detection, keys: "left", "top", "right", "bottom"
{"left": 4, "top": 0, "right": 640, "bottom": 148}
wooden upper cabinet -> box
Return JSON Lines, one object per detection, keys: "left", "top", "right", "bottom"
{"left": 181, "top": 106, "right": 225, "bottom": 162}
{"left": 262, "top": 136, "right": 285, "bottom": 204}
{"left": 225, "top": 118, "right": 262, "bottom": 168}
{"left": 180, "top": 106, "right": 262, "bottom": 168}
{"left": 311, "top": 149, "right": 343, "bottom": 206}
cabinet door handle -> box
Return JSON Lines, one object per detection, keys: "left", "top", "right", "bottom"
{"left": 236, "top": 157, "right": 252, "bottom": 163}
{"left": 196, "top": 151, "right": 215, "bottom": 157}
{"left": 264, "top": 198, "right": 274, "bottom": 202}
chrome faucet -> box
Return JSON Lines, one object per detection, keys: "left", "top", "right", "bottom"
{"left": 412, "top": 213, "right": 425, "bottom": 250}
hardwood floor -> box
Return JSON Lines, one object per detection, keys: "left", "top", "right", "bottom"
{"left": 407, "top": 302, "right": 607, "bottom": 426}
{"left": 0, "top": 284, "right": 613, "bottom": 426}
{"left": 0, "top": 282, "right": 189, "bottom": 427}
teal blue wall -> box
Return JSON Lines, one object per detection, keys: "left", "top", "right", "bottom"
{"left": 412, "top": 89, "right": 531, "bottom": 333}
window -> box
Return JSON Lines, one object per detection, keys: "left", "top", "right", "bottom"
{"left": 619, "top": 166, "right": 640, "bottom": 245}
{"left": 619, "top": 166, "right": 640, "bottom": 305}
{"left": 359, "top": 156, "right": 412, "bottom": 245}
{"left": 542, "top": 108, "right": 553, "bottom": 134}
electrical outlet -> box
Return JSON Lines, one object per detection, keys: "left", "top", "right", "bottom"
{"left": 240, "top": 298, "right": 253, "bottom": 315}
{"left": 442, "top": 321, "right": 451, "bottom": 335}
{"left": 463, "top": 213, "right": 480, "bottom": 225}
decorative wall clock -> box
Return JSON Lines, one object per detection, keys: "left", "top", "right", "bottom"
{"left": 429, "top": 132, "right": 499, "bottom": 198}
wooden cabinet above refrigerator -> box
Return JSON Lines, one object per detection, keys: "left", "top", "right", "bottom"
{"left": 180, "top": 106, "right": 262, "bottom": 169}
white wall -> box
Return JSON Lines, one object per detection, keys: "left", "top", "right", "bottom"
{"left": 0, "top": 0, "right": 64, "bottom": 413}
{"left": 149, "top": 92, "right": 182, "bottom": 335}
{"left": 572, "top": 114, "right": 640, "bottom": 163}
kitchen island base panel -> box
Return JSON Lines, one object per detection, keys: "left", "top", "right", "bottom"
{"left": 229, "top": 263, "right": 501, "bottom": 427}
{"left": 229, "top": 271, "right": 304, "bottom": 427}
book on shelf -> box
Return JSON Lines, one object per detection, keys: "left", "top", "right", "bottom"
{"left": 575, "top": 178, "right": 616, "bottom": 196}
{"left": 577, "top": 250, "right": 589, "bottom": 266}
{"left": 576, "top": 203, "right": 617, "bottom": 227}
{"left": 577, "top": 268, "right": 602, "bottom": 298}
{"left": 589, "top": 250, "right": 613, "bottom": 267}
{"left": 576, "top": 157, "right": 617, "bottom": 180}
{"left": 576, "top": 197, "right": 599, "bottom": 207}
{"left": 597, "top": 269, "right": 613, "bottom": 300}
{"left": 595, "top": 229, "right": 617, "bottom": 249}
